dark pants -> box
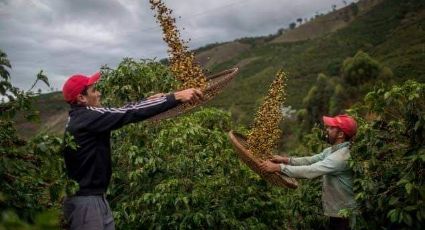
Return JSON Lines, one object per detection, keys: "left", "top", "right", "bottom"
{"left": 63, "top": 195, "right": 115, "bottom": 230}
{"left": 329, "top": 217, "right": 350, "bottom": 230}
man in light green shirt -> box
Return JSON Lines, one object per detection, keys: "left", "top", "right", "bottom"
{"left": 259, "top": 114, "right": 357, "bottom": 230}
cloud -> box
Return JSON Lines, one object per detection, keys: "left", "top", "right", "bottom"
{"left": 0, "top": 0, "right": 354, "bottom": 91}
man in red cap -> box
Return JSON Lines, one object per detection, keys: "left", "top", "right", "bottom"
{"left": 61, "top": 71, "right": 202, "bottom": 230}
{"left": 259, "top": 114, "right": 357, "bottom": 230}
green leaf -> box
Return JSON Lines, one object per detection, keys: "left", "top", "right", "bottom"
{"left": 34, "top": 210, "right": 60, "bottom": 229}
{"left": 405, "top": 183, "right": 414, "bottom": 195}
{"left": 402, "top": 212, "right": 412, "bottom": 226}
{"left": 404, "top": 206, "right": 416, "bottom": 212}
{"left": 37, "top": 142, "right": 48, "bottom": 152}
{"left": 387, "top": 209, "right": 398, "bottom": 223}
{"left": 389, "top": 197, "right": 399, "bottom": 206}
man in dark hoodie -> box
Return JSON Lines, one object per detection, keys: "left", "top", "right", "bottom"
{"left": 61, "top": 71, "right": 202, "bottom": 230}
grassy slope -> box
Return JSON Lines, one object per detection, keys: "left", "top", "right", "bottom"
{"left": 16, "top": 0, "right": 425, "bottom": 136}
{"left": 270, "top": 0, "right": 384, "bottom": 43}
{"left": 205, "top": 0, "right": 425, "bottom": 125}
{"left": 15, "top": 92, "right": 68, "bottom": 138}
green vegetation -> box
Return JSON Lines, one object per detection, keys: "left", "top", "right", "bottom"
{"left": 0, "top": 49, "right": 70, "bottom": 229}
{"left": 2, "top": 0, "right": 424, "bottom": 228}
{"left": 206, "top": 0, "right": 425, "bottom": 125}
{"left": 350, "top": 80, "right": 425, "bottom": 229}
{"left": 15, "top": 0, "right": 425, "bottom": 133}
{"left": 2, "top": 45, "right": 425, "bottom": 229}
{"left": 97, "top": 59, "right": 300, "bottom": 229}
{"left": 298, "top": 50, "right": 393, "bottom": 132}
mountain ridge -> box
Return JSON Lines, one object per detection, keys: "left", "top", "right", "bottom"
{"left": 16, "top": 0, "right": 425, "bottom": 137}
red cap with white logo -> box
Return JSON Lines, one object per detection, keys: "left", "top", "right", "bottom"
{"left": 322, "top": 114, "right": 357, "bottom": 138}
{"left": 62, "top": 72, "right": 100, "bottom": 103}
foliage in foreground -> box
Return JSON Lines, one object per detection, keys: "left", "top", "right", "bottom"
{"left": 0, "top": 49, "right": 65, "bottom": 229}
{"left": 99, "top": 59, "right": 302, "bottom": 229}
{"left": 1, "top": 52, "right": 424, "bottom": 229}
{"left": 350, "top": 80, "right": 424, "bottom": 229}
{"left": 297, "top": 80, "right": 425, "bottom": 229}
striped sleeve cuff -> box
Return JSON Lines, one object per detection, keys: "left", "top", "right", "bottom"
{"left": 165, "top": 93, "right": 177, "bottom": 104}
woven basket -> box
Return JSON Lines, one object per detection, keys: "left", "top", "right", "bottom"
{"left": 228, "top": 130, "right": 298, "bottom": 189}
{"left": 147, "top": 67, "right": 239, "bottom": 121}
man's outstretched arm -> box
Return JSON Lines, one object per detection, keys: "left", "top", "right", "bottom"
{"left": 260, "top": 155, "right": 344, "bottom": 179}
{"left": 80, "top": 88, "right": 202, "bottom": 133}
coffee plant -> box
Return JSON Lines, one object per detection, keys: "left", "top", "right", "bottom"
{"left": 349, "top": 80, "right": 424, "bottom": 229}
{"left": 1, "top": 49, "right": 423, "bottom": 229}
{"left": 0, "top": 49, "right": 70, "bottom": 229}
{"left": 97, "top": 58, "right": 308, "bottom": 229}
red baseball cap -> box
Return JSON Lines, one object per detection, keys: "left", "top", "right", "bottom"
{"left": 322, "top": 114, "right": 357, "bottom": 138}
{"left": 62, "top": 72, "right": 101, "bottom": 103}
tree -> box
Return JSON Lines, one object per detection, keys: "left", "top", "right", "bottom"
{"left": 296, "top": 18, "right": 303, "bottom": 25}
{"left": 0, "top": 49, "right": 67, "bottom": 229}
{"left": 299, "top": 50, "right": 395, "bottom": 139}
{"left": 96, "top": 58, "right": 305, "bottom": 229}
{"left": 339, "top": 51, "right": 394, "bottom": 106}
{"left": 350, "top": 2, "right": 359, "bottom": 16}
{"left": 0, "top": 49, "right": 48, "bottom": 119}
{"left": 0, "top": 49, "right": 11, "bottom": 81}
{"left": 300, "top": 73, "right": 337, "bottom": 131}
{"left": 342, "top": 50, "right": 381, "bottom": 86}
{"left": 350, "top": 80, "right": 425, "bottom": 229}
{"left": 289, "top": 22, "right": 296, "bottom": 30}
{"left": 277, "top": 28, "right": 286, "bottom": 35}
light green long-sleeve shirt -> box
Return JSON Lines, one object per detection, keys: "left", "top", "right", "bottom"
{"left": 280, "top": 142, "right": 355, "bottom": 217}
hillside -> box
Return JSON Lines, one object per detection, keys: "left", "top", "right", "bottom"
{"left": 202, "top": 0, "right": 425, "bottom": 124}
{"left": 195, "top": 42, "right": 251, "bottom": 70}
{"left": 15, "top": 92, "right": 68, "bottom": 138}
{"left": 16, "top": 0, "right": 425, "bottom": 136}
{"left": 271, "top": 0, "right": 384, "bottom": 43}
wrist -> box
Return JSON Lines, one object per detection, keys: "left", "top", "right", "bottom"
{"left": 174, "top": 92, "right": 182, "bottom": 101}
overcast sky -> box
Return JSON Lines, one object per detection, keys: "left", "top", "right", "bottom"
{"left": 0, "top": 0, "right": 354, "bottom": 92}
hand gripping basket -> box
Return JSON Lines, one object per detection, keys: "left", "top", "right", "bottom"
{"left": 147, "top": 67, "right": 239, "bottom": 121}
{"left": 228, "top": 130, "right": 298, "bottom": 189}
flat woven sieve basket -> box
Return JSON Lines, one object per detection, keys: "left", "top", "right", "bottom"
{"left": 228, "top": 130, "right": 298, "bottom": 189}
{"left": 147, "top": 67, "right": 239, "bottom": 122}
